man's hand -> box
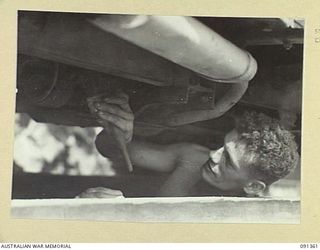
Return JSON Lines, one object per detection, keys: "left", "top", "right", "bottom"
{"left": 87, "top": 92, "right": 134, "bottom": 143}
{"left": 76, "top": 187, "right": 124, "bottom": 198}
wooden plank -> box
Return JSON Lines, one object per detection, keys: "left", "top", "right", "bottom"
{"left": 11, "top": 197, "right": 300, "bottom": 223}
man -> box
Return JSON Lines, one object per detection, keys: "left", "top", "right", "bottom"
{"left": 87, "top": 93, "right": 299, "bottom": 197}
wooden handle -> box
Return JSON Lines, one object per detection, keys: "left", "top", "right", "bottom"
{"left": 110, "top": 125, "right": 133, "bottom": 172}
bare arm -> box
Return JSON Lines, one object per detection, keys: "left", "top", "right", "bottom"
{"left": 96, "top": 130, "right": 180, "bottom": 172}
{"left": 89, "top": 92, "right": 210, "bottom": 196}
{"left": 158, "top": 160, "right": 203, "bottom": 196}
{"left": 96, "top": 131, "right": 208, "bottom": 196}
{"left": 96, "top": 129, "right": 208, "bottom": 173}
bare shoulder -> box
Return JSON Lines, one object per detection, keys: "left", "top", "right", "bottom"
{"left": 172, "top": 143, "right": 210, "bottom": 166}
{"left": 176, "top": 143, "right": 209, "bottom": 154}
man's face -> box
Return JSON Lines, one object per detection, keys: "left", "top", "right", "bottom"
{"left": 201, "top": 129, "right": 257, "bottom": 191}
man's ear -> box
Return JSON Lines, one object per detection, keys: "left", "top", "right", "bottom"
{"left": 243, "top": 180, "right": 266, "bottom": 196}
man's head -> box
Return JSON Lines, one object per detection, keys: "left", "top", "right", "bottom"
{"left": 201, "top": 111, "right": 299, "bottom": 196}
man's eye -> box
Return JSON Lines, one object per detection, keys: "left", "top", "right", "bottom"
{"left": 224, "top": 151, "right": 233, "bottom": 168}
{"left": 208, "top": 158, "right": 215, "bottom": 166}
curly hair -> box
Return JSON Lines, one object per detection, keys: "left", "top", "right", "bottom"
{"left": 235, "top": 111, "right": 299, "bottom": 185}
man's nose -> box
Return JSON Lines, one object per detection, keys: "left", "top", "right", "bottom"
{"left": 210, "top": 147, "right": 224, "bottom": 164}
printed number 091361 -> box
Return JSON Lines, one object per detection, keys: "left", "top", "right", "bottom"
{"left": 300, "top": 244, "right": 318, "bottom": 248}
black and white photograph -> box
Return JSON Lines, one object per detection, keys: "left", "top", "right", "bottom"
{"left": 11, "top": 11, "right": 303, "bottom": 223}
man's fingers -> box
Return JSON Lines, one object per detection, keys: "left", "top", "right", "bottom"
{"left": 94, "top": 103, "right": 134, "bottom": 121}
{"left": 77, "top": 187, "right": 124, "bottom": 198}
{"left": 87, "top": 92, "right": 133, "bottom": 143}
{"left": 102, "top": 96, "right": 131, "bottom": 111}
{"left": 97, "top": 118, "right": 111, "bottom": 129}
{"left": 97, "top": 111, "right": 131, "bottom": 133}
{"left": 87, "top": 95, "right": 102, "bottom": 102}
{"left": 87, "top": 99, "right": 98, "bottom": 113}
{"left": 116, "top": 91, "right": 129, "bottom": 101}
{"left": 85, "top": 187, "right": 124, "bottom": 196}
{"left": 87, "top": 92, "right": 131, "bottom": 111}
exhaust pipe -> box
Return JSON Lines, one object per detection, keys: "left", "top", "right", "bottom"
{"left": 89, "top": 15, "right": 257, "bottom": 83}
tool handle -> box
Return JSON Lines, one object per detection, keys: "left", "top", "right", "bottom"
{"left": 110, "top": 125, "right": 133, "bottom": 172}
